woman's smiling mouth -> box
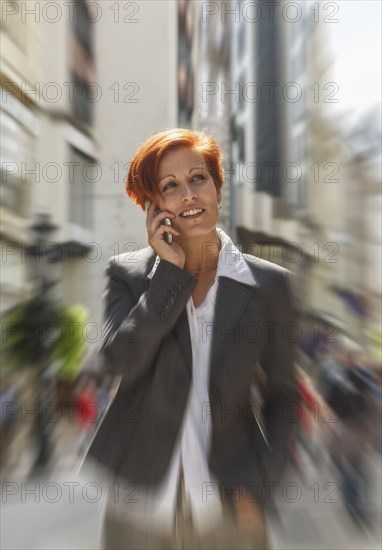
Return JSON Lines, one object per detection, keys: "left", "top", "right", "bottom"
{"left": 179, "top": 208, "right": 205, "bottom": 220}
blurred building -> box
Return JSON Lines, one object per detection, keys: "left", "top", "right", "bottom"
{"left": 178, "top": 0, "right": 194, "bottom": 129}
{"left": 178, "top": 0, "right": 234, "bottom": 235}
{"left": 91, "top": 0, "right": 178, "bottom": 328}
{"left": 1, "top": 0, "right": 98, "bottom": 315}
{"left": 301, "top": 28, "right": 381, "bottom": 358}
{"left": 0, "top": 0, "right": 104, "bottom": 470}
{"left": 2, "top": 0, "right": 380, "bottom": 365}
{"left": 1, "top": 0, "right": 180, "bottom": 476}
{"left": 177, "top": 0, "right": 318, "bottom": 307}
{"left": 337, "top": 108, "right": 382, "bottom": 354}
{"left": 1, "top": 0, "right": 179, "bottom": 338}
{"left": 1, "top": 0, "right": 40, "bottom": 312}
{"left": 184, "top": 0, "right": 381, "bottom": 360}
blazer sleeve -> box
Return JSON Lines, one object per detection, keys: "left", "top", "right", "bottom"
{"left": 100, "top": 256, "right": 198, "bottom": 389}
{"left": 259, "top": 270, "right": 298, "bottom": 483}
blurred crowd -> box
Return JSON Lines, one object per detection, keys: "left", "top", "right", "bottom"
{"left": 1, "top": 321, "right": 381, "bottom": 534}
{"left": 291, "top": 330, "right": 381, "bottom": 527}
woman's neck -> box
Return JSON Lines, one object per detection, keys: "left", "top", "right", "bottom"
{"left": 177, "top": 230, "right": 221, "bottom": 274}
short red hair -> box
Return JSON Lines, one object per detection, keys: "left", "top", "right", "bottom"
{"left": 126, "top": 128, "right": 224, "bottom": 210}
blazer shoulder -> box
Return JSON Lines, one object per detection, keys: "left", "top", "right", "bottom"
{"left": 243, "top": 254, "right": 290, "bottom": 287}
{"left": 244, "top": 254, "right": 296, "bottom": 316}
{"left": 106, "top": 246, "right": 156, "bottom": 281}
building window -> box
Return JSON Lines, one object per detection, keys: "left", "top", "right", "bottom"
{"left": 238, "top": 21, "right": 246, "bottom": 60}
{"left": 70, "top": 0, "right": 96, "bottom": 126}
{"left": 238, "top": 126, "right": 245, "bottom": 164}
{"left": 255, "top": 11, "right": 282, "bottom": 197}
{"left": 72, "top": 0, "right": 94, "bottom": 57}
{"left": 68, "top": 146, "right": 95, "bottom": 231}
{"left": 70, "top": 71, "right": 94, "bottom": 126}
{"left": 0, "top": 105, "right": 34, "bottom": 217}
{"left": 178, "top": 0, "right": 194, "bottom": 127}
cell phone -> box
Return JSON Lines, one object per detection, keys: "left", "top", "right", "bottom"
{"left": 154, "top": 207, "right": 173, "bottom": 244}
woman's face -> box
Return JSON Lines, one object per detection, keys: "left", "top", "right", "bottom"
{"left": 155, "top": 147, "right": 221, "bottom": 240}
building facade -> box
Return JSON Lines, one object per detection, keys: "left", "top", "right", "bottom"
{"left": 1, "top": 0, "right": 179, "bottom": 356}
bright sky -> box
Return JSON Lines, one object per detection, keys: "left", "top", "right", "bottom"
{"left": 329, "top": 0, "right": 381, "bottom": 120}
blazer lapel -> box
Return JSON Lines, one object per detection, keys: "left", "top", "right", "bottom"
{"left": 209, "top": 276, "right": 257, "bottom": 384}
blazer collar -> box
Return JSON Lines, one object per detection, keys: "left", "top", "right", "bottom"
{"left": 147, "top": 227, "right": 258, "bottom": 287}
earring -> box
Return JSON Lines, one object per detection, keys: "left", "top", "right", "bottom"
{"left": 218, "top": 203, "right": 222, "bottom": 210}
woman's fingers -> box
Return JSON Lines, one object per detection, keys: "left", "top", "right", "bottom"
{"left": 145, "top": 201, "right": 155, "bottom": 227}
{"left": 146, "top": 203, "right": 179, "bottom": 243}
{"left": 147, "top": 207, "right": 176, "bottom": 235}
{"left": 153, "top": 210, "right": 175, "bottom": 225}
{"left": 159, "top": 225, "right": 180, "bottom": 237}
{"left": 148, "top": 223, "right": 183, "bottom": 266}
{"left": 145, "top": 203, "right": 184, "bottom": 267}
{"left": 146, "top": 203, "right": 173, "bottom": 223}
{"left": 149, "top": 224, "right": 180, "bottom": 243}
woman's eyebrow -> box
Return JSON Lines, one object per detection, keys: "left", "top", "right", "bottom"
{"left": 158, "top": 174, "right": 175, "bottom": 182}
{"left": 158, "top": 166, "right": 205, "bottom": 182}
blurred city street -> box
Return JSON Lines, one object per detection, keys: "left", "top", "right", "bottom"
{"left": 269, "top": 450, "right": 381, "bottom": 550}
{"left": 1, "top": 417, "right": 381, "bottom": 550}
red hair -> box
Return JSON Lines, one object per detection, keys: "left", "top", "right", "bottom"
{"left": 126, "top": 128, "right": 224, "bottom": 210}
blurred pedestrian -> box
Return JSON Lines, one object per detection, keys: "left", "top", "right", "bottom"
{"left": 75, "top": 377, "right": 99, "bottom": 456}
{"left": 0, "top": 377, "right": 19, "bottom": 470}
{"left": 325, "top": 352, "right": 374, "bottom": 525}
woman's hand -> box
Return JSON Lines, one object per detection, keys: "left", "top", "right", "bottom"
{"left": 233, "top": 493, "right": 266, "bottom": 534}
{"left": 146, "top": 203, "right": 185, "bottom": 269}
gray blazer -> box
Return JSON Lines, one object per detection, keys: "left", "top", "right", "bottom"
{"left": 86, "top": 247, "right": 297, "bottom": 500}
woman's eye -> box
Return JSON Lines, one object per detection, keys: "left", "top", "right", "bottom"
{"left": 163, "top": 181, "right": 176, "bottom": 191}
{"left": 192, "top": 174, "right": 205, "bottom": 182}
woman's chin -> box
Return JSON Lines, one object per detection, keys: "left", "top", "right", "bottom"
{"left": 176, "top": 224, "right": 218, "bottom": 241}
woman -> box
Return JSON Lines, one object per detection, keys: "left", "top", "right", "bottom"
{"left": 86, "top": 129, "right": 297, "bottom": 549}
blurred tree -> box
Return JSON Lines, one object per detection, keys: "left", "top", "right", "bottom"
{"left": 2, "top": 293, "right": 87, "bottom": 380}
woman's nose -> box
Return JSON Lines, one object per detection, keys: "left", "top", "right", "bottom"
{"left": 181, "top": 182, "right": 198, "bottom": 201}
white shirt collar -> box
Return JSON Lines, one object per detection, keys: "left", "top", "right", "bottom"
{"left": 147, "top": 227, "right": 256, "bottom": 286}
{"left": 216, "top": 227, "right": 256, "bottom": 286}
